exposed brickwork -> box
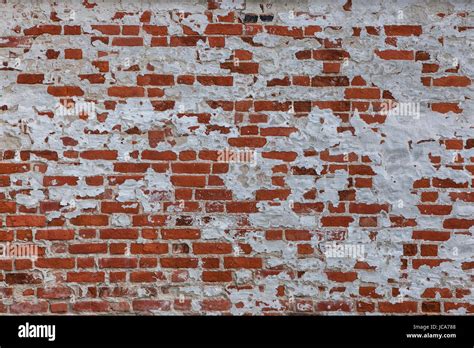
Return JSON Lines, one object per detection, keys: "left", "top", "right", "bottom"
{"left": 0, "top": 0, "right": 472, "bottom": 315}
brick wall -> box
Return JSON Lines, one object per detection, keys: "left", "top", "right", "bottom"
{"left": 0, "top": 0, "right": 472, "bottom": 315}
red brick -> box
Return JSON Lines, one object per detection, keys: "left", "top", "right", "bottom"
{"left": 432, "top": 76, "right": 471, "bottom": 87}
{"left": 202, "top": 271, "right": 232, "bottom": 282}
{"left": 205, "top": 24, "right": 242, "bottom": 35}
{"left": 7, "top": 215, "right": 46, "bottom": 227}
{"left": 70, "top": 215, "right": 109, "bottom": 226}
{"left": 413, "top": 231, "right": 450, "bottom": 241}
{"left": 91, "top": 25, "right": 120, "bottom": 35}
{"left": 101, "top": 202, "right": 139, "bottom": 214}
{"left": 143, "top": 25, "right": 168, "bottom": 35}
{"left": 99, "top": 258, "right": 138, "bottom": 268}
{"left": 36, "top": 258, "right": 75, "bottom": 269}
{"left": 17, "top": 73, "right": 44, "bottom": 84}
{"left": 47, "top": 86, "right": 84, "bottom": 97}
{"left": 171, "top": 175, "right": 206, "bottom": 187}
{"left": 24, "top": 25, "right": 61, "bottom": 35}
{"left": 379, "top": 302, "right": 417, "bottom": 313}
{"left": 313, "top": 49, "right": 349, "bottom": 60}
{"left": 64, "top": 48, "right": 82, "bottom": 59}
{"left": 443, "top": 219, "right": 474, "bottom": 229}
{"left": 36, "top": 229, "right": 74, "bottom": 240}
{"left": 67, "top": 272, "right": 104, "bottom": 283}
{"left": 326, "top": 271, "right": 358, "bottom": 282}
{"left": 384, "top": 25, "right": 422, "bottom": 36}
{"left": 161, "top": 257, "right": 198, "bottom": 268}
{"left": 197, "top": 76, "right": 233, "bottom": 86}
{"left": 321, "top": 216, "right": 354, "bottom": 227}
{"left": 108, "top": 86, "right": 145, "bottom": 97}
{"left": 112, "top": 37, "right": 144, "bottom": 46}
{"left": 193, "top": 242, "right": 232, "bottom": 254}
{"left": 162, "top": 228, "right": 200, "bottom": 239}
{"left": 137, "top": 74, "right": 174, "bottom": 86}
{"left": 375, "top": 49, "right": 414, "bottom": 60}
{"left": 224, "top": 257, "right": 262, "bottom": 269}
{"left": 81, "top": 150, "right": 117, "bottom": 160}
{"left": 69, "top": 243, "right": 107, "bottom": 254}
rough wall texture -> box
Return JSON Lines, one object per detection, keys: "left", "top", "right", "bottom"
{"left": 0, "top": 0, "right": 473, "bottom": 315}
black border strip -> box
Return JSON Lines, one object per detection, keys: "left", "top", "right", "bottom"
{"left": 0, "top": 315, "right": 472, "bottom": 346}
